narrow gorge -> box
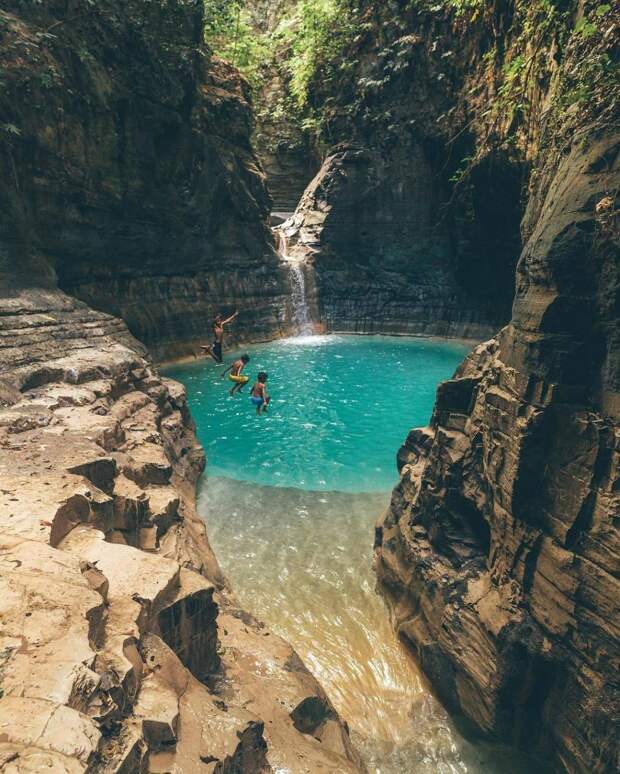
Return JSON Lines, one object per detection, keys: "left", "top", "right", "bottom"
{"left": 0, "top": 2, "right": 618, "bottom": 774}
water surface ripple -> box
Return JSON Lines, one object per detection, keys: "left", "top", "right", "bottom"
{"left": 165, "top": 336, "right": 537, "bottom": 773}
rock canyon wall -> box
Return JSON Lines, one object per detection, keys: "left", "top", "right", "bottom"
{"left": 1, "top": 0, "right": 618, "bottom": 772}
{"left": 374, "top": 2, "right": 619, "bottom": 772}
{"left": 282, "top": 1, "right": 530, "bottom": 337}
{"left": 238, "top": 0, "right": 320, "bottom": 214}
{"left": 0, "top": 289, "right": 363, "bottom": 772}
{"left": 0, "top": 2, "right": 363, "bottom": 771}
{"left": 0, "top": 0, "right": 292, "bottom": 361}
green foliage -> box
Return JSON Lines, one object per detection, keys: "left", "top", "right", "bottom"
{"left": 575, "top": 16, "right": 597, "bottom": 37}
{"left": 482, "top": 0, "right": 576, "bottom": 134}
{"left": 594, "top": 3, "right": 611, "bottom": 16}
{"left": 277, "top": 0, "right": 360, "bottom": 108}
{"left": 202, "top": 0, "right": 617, "bottom": 158}
{"left": 203, "top": 0, "right": 239, "bottom": 39}
{"left": 557, "top": 49, "right": 616, "bottom": 108}
{"left": 449, "top": 155, "right": 474, "bottom": 184}
{"left": 202, "top": 1, "right": 267, "bottom": 83}
{"left": 1, "top": 123, "right": 21, "bottom": 136}
{"left": 573, "top": 1, "right": 612, "bottom": 39}
{"left": 552, "top": 2, "right": 618, "bottom": 109}
{"left": 445, "top": 0, "right": 485, "bottom": 17}
{"left": 202, "top": 0, "right": 360, "bottom": 106}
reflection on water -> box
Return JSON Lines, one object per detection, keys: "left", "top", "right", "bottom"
{"left": 200, "top": 478, "right": 535, "bottom": 774}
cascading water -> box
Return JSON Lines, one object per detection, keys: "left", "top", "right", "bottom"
{"left": 288, "top": 260, "right": 313, "bottom": 335}
{"left": 275, "top": 226, "right": 314, "bottom": 336}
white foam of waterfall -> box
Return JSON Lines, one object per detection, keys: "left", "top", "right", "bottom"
{"left": 275, "top": 227, "right": 314, "bottom": 336}
{"left": 288, "top": 261, "right": 313, "bottom": 335}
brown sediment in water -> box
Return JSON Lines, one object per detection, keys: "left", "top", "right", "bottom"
{"left": 198, "top": 476, "right": 542, "bottom": 774}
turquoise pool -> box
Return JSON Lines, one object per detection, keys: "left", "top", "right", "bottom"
{"left": 164, "top": 335, "right": 539, "bottom": 774}
{"left": 164, "top": 334, "right": 469, "bottom": 493}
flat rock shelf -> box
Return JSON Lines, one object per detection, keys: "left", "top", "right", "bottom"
{"left": 164, "top": 335, "right": 545, "bottom": 773}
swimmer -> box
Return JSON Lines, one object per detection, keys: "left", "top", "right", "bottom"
{"left": 221, "top": 355, "right": 250, "bottom": 395}
{"left": 250, "top": 371, "right": 270, "bottom": 415}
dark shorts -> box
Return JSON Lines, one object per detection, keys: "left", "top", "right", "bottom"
{"left": 212, "top": 341, "right": 222, "bottom": 362}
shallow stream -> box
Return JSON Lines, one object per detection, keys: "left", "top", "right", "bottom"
{"left": 164, "top": 336, "right": 535, "bottom": 773}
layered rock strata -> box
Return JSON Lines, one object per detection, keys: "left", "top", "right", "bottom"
{"left": 281, "top": 144, "right": 511, "bottom": 339}
{"left": 282, "top": 1, "right": 531, "bottom": 338}
{"left": 0, "top": 288, "right": 364, "bottom": 772}
{"left": 243, "top": 0, "right": 319, "bottom": 215}
{"left": 375, "top": 26, "right": 619, "bottom": 774}
{"left": 254, "top": 71, "right": 318, "bottom": 215}
{"left": 0, "top": 0, "right": 292, "bottom": 361}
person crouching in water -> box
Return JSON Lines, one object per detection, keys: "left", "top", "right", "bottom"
{"left": 250, "top": 372, "right": 270, "bottom": 415}
{"left": 221, "top": 355, "right": 250, "bottom": 396}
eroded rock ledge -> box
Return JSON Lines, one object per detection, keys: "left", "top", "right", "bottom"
{"left": 0, "top": 289, "right": 364, "bottom": 773}
{"left": 375, "top": 127, "right": 619, "bottom": 773}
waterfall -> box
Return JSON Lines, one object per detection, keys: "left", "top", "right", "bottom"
{"left": 275, "top": 227, "right": 314, "bottom": 336}
{"left": 288, "top": 261, "right": 313, "bottom": 335}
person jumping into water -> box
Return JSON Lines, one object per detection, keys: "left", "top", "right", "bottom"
{"left": 201, "top": 310, "right": 238, "bottom": 363}
{"left": 250, "top": 372, "right": 270, "bottom": 415}
{"left": 221, "top": 355, "right": 250, "bottom": 395}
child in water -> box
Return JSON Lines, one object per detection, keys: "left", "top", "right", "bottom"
{"left": 221, "top": 355, "right": 250, "bottom": 396}
{"left": 250, "top": 372, "right": 270, "bottom": 415}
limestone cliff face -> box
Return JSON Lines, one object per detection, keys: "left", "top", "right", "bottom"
{"left": 375, "top": 4, "right": 619, "bottom": 772}
{"left": 0, "top": 2, "right": 364, "bottom": 771}
{"left": 284, "top": 2, "right": 552, "bottom": 336}
{"left": 0, "top": 0, "right": 291, "bottom": 360}
{"left": 0, "top": 288, "right": 364, "bottom": 771}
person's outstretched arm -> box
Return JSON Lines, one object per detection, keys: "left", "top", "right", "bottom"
{"left": 220, "top": 364, "right": 233, "bottom": 378}
{"left": 222, "top": 311, "right": 238, "bottom": 326}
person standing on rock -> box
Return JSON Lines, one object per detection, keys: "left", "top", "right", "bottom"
{"left": 201, "top": 310, "right": 238, "bottom": 363}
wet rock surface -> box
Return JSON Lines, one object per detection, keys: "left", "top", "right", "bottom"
{"left": 0, "top": 288, "right": 365, "bottom": 772}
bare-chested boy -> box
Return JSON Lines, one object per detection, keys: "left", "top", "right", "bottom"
{"left": 250, "top": 372, "right": 270, "bottom": 415}
{"left": 201, "top": 310, "right": 238, "bottom": 363}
